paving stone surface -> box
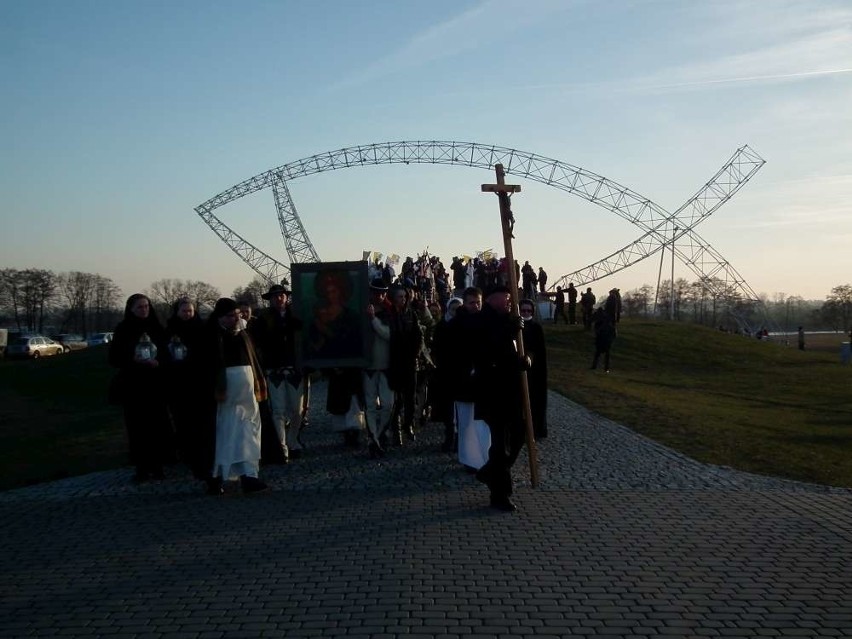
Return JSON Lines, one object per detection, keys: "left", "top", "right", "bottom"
{"left": 1, "top": 382, "right": 850, "bottom": 638}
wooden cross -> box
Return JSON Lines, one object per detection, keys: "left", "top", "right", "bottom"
{"left": 481, "top": 164, "right": 540, "bottom": 488}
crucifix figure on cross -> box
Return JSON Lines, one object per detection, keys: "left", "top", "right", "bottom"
{"left": 481, "top": 164, "right": 540, "bottom": 490}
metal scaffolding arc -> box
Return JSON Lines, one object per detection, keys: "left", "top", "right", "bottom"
{"left": 552, "top": 145, "right": 766, "bottom": 300}
{"left": 196, "top": 207, "right": 288, "bottom": 284}
{"left": 194, "top": 140, "right": 765, "bottom": 310}
{"left": 195, "top": 140, "right": 671, "bottom": 231}
{"left": 271, "top": 172, "right": 320, "bottom": 265}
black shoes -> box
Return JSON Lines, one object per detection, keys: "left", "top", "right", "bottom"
{"left": 342, "top": 430, "right": 360, "bottom": 448}
{"left": 240, "top": 476, "right": 270, "bottom": 494}
{"left": 489, "top": 496, "right": 517, "bottom": 512}
{"left": 368, "top": 441, "right": 386, "bottom": 459}
{"left": 205, "top": 477, "right": 224, "bottom": 496}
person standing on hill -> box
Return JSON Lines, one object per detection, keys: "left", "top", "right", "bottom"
{"left": 538, "top": 267, "right": 548, "bottom": 293}
{"left": 798, "top": 326, "right": 805, "bottom": 351}
{"left": 567, "top": 282, "right": 578, "bottom": 324}
{"left": 553, "top": 286, "right": 569, "bottom": 324}
{"left": 580, "top": 287, "right": 596, "bottom": 329}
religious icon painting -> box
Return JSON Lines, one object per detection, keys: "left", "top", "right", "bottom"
{"left": 291, "top": 261, "right": 370, "bottom": 369}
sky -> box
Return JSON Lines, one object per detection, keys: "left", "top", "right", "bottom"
{"left": 3, "top": 0, "right": 851, "bottom": 303}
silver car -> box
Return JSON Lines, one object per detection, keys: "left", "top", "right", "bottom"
{"left": 87, "top": 332, "right": 114, "bottom": 346}
{"left": 5, "top": 335, "right": 65, "bottom": 359}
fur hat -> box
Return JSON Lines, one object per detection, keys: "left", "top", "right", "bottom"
{"left": 211, "top": 297, "right": 238, "bottom": 318}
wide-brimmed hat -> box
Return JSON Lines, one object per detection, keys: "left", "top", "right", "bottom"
{"left": 369, "top": 278, "right": 388, "bottom": 292}
{"left": 261, "top": 284, "right": 291, "bottom": 300}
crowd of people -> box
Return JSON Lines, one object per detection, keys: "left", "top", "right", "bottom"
{"left": 108, "top": 251, "right": 622, "bottom": 512}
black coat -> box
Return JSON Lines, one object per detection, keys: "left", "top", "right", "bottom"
{"left": 472, "top": 305, "right": 524, "bottom": 426}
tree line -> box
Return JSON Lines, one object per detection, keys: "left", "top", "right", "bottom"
{"left": 620, "top": 278, "right": 852, "bottom": 333}
{"left": 2, "top": 266, "right": 849, "bottom": 336}
{"left": 0, "top": 268, "right": 232, "bottom": 336}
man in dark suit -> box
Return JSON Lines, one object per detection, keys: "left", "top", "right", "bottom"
{"left": 473, "top": 285, "right": 530, "bottom": 512}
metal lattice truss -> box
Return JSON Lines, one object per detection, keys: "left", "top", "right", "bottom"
{"left": 194, "top": 141, "right": 765, "bottom": 303}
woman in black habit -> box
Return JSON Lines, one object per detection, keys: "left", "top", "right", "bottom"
{"left": 164, "top": 297, "right": 216, "bottom": 483}
{"left": 109, "top": 293, "right": 174, "bottom": 483}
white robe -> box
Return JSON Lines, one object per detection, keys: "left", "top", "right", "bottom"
{"left": 455, "top": 401, "right": 490, "bottom": 469}
{"left": 213, "top": 365, "right": 262, "bottom": 481}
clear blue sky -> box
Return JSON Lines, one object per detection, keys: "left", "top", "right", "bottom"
{"left": 3, "top": 0, "right": 850, "bottom": 302}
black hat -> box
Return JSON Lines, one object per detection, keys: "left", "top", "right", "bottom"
{"left": 485, "top": 283, "right": 511, "bottom": 297}
{"left": 369, "top": 278, "right": 388, "bottom": 292}
{"left": 211, "top": 297, "right": 238, "bottom": 318}
{"left": 261, "top": 284, "right": 291, "bottom": 300}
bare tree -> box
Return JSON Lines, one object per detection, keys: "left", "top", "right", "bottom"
{"left": 0, "top": 268, "right": 23, "bottom": 328}
{"left": 183, "top": 280, "right": 220, "bottom": 314}
{"left": 91, "top": 275, "right": 123, "bottom": 331}
{"left": 824, "top": 284, "right": 852, "bottom": 331}
{"left": 232, "top": 275, "right": 269, "bottom": 309}
{"left": 622, "top": 285, "right": 653, "bottom": 318}
{"left": 16, "top": 269, "right": 56, "bottom": 333}
{"left": 56, "top": 271, "right": 122, "bottom": 334}
{"left": 56, "top": 271, "right": 96, "bottom": 334}
{"left": 147, "top": 278, "right": 220, "bottom": 319}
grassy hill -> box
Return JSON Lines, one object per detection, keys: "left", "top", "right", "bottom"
{"left": 546, "top": 320, "right": 851, "bottom": 488}
{"left": 0, "top": 321, "right": 850, "bottom": 490}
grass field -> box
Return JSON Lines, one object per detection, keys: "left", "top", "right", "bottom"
{"left": 546, "top": 321, "right": 851, "bottom": 488}
{"left": 1, "top": 323, "right": 850, "bottom": 491}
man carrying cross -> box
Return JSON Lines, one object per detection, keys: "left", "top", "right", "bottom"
{"left": 476, "top": 165, "right": 540, "bottom": 511}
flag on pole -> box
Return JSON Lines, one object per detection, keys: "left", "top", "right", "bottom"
{"left": 362, "top": 250, "right": 371, "bottom": 261}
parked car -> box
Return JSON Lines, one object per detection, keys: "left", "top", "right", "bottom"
{"left": 87, "top": 332, "right": 114, "bottom": 346}
{"left": 51, "top": 334, "right": 88, "bottom": 352}
{"left": 5, "top": 335, "right": 65, "bottom": 359}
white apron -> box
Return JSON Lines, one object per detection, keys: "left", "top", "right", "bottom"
{"left": 213, "top": 365, "right": 262, "bottom": 481}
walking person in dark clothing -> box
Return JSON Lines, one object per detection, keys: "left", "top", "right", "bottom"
{"left": 591, "top": 307, "right": 616, "bottom": 372}
{"left": 473, "top": 285, "right": 531, "bottom": 512}
{"left": 387, "top": 285, "right": 424, "bottom": 444}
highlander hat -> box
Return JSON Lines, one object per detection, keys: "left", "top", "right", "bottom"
{"left": 262, "top": 284, "right": 291, "bottom": 300}
{"left": 369, "top": 278, "right": 388, "bottom": 292}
